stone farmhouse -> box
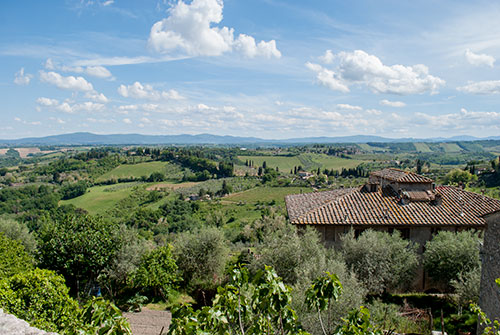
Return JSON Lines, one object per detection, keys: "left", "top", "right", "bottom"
{"left": 285, "top": 168, "right": 500, "bottom": 291}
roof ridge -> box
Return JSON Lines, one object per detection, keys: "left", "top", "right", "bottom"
{"left": 292, "top": 187, "right": 358, "bottom": 223}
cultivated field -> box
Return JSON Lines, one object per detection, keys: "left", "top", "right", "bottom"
{"left": 60, "top": 182, "right": 141, "bottom": 215}
{"left": 414, "top": 143, "right": 432, "bottom": 153}
{"left": 439, "top": 143, "right": 462, "bottom": 152}
{"left": 97, "top": 161, "right": 182, "bottom": 181}
{"left": 224, "top": 186, "right": 312, "bottom": 205}
{"left": 238, "top": 153, "right": 365, "bottom": 172}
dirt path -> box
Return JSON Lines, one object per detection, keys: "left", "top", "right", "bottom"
{"left": 124, "top": 308, "right": 171, "bottom": 335}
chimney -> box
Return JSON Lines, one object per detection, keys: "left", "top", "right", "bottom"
{"left": 431, "top": 193, "right": 442, "bottom": 206}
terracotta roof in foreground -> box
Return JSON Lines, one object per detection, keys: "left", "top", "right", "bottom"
{"left": 370, "top": 168, "right": 434, "bottom": 183}
{"left": 285, "top": 186, "right": 500, "bottom": 227}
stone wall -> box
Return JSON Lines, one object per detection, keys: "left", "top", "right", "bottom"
{"left": 478, "top": 210, "right": 500, "bottom": 324}
{"left": 0, "top": 309, "right": 57, "bottom": 335}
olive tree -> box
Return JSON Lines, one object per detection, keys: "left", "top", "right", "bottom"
{"left": 424, "top": 230, "right": 481, "bottom": 286}
{"left": 173, "top": 226, "right": 229, "bottom": 293}
{"left": 341, "top": 229, "right": 419, "bottom": 294}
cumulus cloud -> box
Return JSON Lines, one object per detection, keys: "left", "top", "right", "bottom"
{"left": 366, "top": 109, "right": 382, "bottom": 115}
{"left": 44, "top": 58, "right": 113, "bottom": 79}
{"left": 307, "top": 50, "right": 445, "bottom": 95}
{"left": 123, "top": 118, "right": 132, "bottom": 124}
{"left": 305, "top": 62, "right": 349, "bottom": 93}
{"left": 465, "top": 49, "right": 495, "bottom": 67}
{"left": 457, "top": 80, "right": 500, "bottom": 94}
{"left": 148, "top": 0, "right": 281, "bottom": 59}
{"left": 85, "top": 91, "right": 109, "bottom": 103}
{"left": 37, "top": 97, "right": 105, "bottom": 114}
{"left": 118, "top": 81, "right": 184, "bottom": 100}
{"left": 36, "top": 97, "right": 59, "bottom": 106}
{"left": 319, "top": 50, "right": 334, "bottom": 64}
{"left": 85, "top": 66, "right": 113, "bottom": 78}
{"left": 415, "top": 108, "right": 500, "bottom": 129}
{"left": 40, "top": 71, "right": 94, "bottom": 91}
{"left": 14, "top": 68, "right": 33, "bottom": 85}
{"left": 380, "top": 99, "right": 406, "bottom": 107}
{"left": 336, "top": 103, "right": 362, "bottom": 111}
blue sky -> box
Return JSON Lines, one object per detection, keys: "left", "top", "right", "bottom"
{"left": 1, "top": 0, "right": 500, "bottom": 139}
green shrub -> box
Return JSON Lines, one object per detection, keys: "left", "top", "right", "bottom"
{"left": 130, "top": 245, "right": 179, "bottom": 300}
{"left": 174, "top": 226, "right": 229, "bottom": 293}
{"left": 341, "top": 229, "right": 419, "bottom": 294}
{"left": 0, "top": 232, "right": 33, "bottom": 280}
{"left": 0, "top": 268, "right": 79, "bottom": 332}
{"left": 424, "top": 230, "right": 481, "bottom": 286}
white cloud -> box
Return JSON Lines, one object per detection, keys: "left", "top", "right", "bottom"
{"left": 123, "top": 118, "right": 132, "bottom": 124}
{"left": 49, "top": 117, "right": 66, "bottom": 124}
{"left": 40, "top": 71, "right": 94, "bottom": 91}
{"left": 336, "top": 103, "right": 362, "bottom": 111}
{"left": 13, "top": 117, "right": 41, "bottom": 125}
{"left": 465, "top": 49, "right": 495, "bottom": 67}
{"left": 118, "top": 81, "right": 184, "bottom": 100}
{"left": 14, "top": 68, "right": 33, "bottom": 85}
{"left": 307, "top": 50, "right": 445, "bottom": 95}
{"left": 85, "top": 91, "right": 109, "bottom": 103}
{"left": 36, "top": 97, "right": 59, "bottom": 106}
{"left": 457, "top": 80, "right": 500, "bottom": 94}
{"left": 319, "top": 50, "right": 334, "bottom": 64}
{"left": 148, "top": 0, "right": 281, "bottom": 59}
{"left": 366, "top": 109, "right": 382, "bottom": 115}
{"left": 140, "top": 117, "right": 152, "bottom": 124}
{"left": 380, "top": 99, "right": 406, "bottom": 107}
{"left": 39, "top": 99, "right": 105, "bottom": 114}
{"left": 305, "top": 62, "right": 350, "bottom": 93}
{"left": 44, "top": 58, "right": 113, "bottom": 79}
{"left": 415, "top": 108, "right": 500, "bottom": 129}
{"left": 102, "top": 0, "right": 114, "bottom": 6}
{"left": 85, "top": 66, "right": 113, "bottom": 78}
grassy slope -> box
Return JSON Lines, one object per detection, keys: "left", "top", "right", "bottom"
{"left": 96, "top": 161, "right": 180, "bottom": 181}
{"left": 238, "top": 153, "right": 364, "bottom": 172}
{"left": 414, "top": 143, "right": 432, "bottom": 153}
{"left": 60, "top": 182, "right": 140, "bottom": 215}
{"left": 224, "top": 186, "right": 312, "bottom": 205}
{"left": 439, "top": 143, "right": 462, "bottom": 152}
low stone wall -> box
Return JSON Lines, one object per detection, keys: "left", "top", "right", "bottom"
{"left": 0, "top": 309, "right": 57, "bottom": 335}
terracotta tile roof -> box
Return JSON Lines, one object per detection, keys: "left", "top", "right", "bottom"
{"left": 371, "top": 168, "right": 434, "bottom": 183}
{"left": 286, "top": 186, "right": 500, "bottom": 227}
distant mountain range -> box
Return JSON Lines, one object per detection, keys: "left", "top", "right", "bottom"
{"left": 1, "top": 132, "right": 500, "bottom": 146}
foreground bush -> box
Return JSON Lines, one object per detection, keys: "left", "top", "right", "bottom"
{"left": 174, "top": 226, "right": 229, "bottom": 294}
{"left": 0, "top": 268, "right": 79, "bottom": 332}
{"left": 0, "top": 232, "right": 34, "bottom": 280}
{"left": 341, "top": 229, "right": 419, "bottom": 294}
{"left": 424, "top": 230, "right": 481, "bottom": 286}
{"left": 129, "top": 244, "right": 179, "bottom": 300}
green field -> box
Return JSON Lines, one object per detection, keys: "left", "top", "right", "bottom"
{"left": 414, "top": 143, "right": 432, "bottom": 153}
{"left": 97, "top": 161, "right": 181, "bottom": 181}
{"left": 60, "top": 182, "right": 141, "bottom": 215}
{"left": 238, "top": 153, "right": 364, "bottom": 172}
{"left": 439, "top": 143, "right": 462, "bottom": 152}
{"left": 224, "top": 186, "right": 312, "bottom": 205}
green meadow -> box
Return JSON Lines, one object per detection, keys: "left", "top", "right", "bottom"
{"left": 96, "top": 161, "right": 182, "bottom": 181}
{"left": 60, "top": 182, "right": 141, "bottom": 215}
{"left": 238, "top": 153, "right": 365, "bottom": 172}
